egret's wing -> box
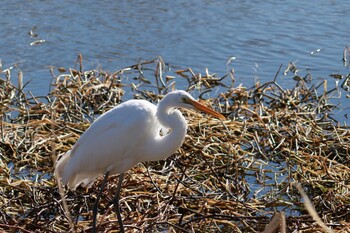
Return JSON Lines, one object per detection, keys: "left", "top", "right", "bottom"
{"left": 59, "top": 100, "right": 159, "bottom": 189}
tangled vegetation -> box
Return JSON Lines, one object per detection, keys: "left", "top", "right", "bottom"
{"left": 0, "top": 56, "right": 349, "bottom": 232}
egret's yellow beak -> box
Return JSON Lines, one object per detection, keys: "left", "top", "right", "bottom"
{"left": 189, "top": 99, "right": 226, "bottom": 120}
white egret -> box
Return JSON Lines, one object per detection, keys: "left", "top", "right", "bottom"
{"left": 55, "top": 90, "right": 225, "bottom": 232}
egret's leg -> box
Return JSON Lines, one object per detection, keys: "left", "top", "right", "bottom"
{"left": 92, "top": 171, "right": 110, "bottom": 233}
{"left": 113, "top": 173, "right": 125, "bottom": 233}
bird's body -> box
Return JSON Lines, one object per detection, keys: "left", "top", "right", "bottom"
{"left": 56, "top": 100, "right": 158, "bottom": 190}
{"left": 54, "top": 90, "right": 225, "bottom": 232}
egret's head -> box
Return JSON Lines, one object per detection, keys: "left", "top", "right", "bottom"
{"left": 166, "top": 90, "right": 225, "bottom": 120}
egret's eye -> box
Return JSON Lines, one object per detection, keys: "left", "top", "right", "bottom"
{"left": 182, "top": 97, "right": 189, "bottom": 104}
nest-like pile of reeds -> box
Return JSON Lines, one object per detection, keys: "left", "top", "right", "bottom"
{"left": 0, "top": 56, "right": 349, "bottom": 232}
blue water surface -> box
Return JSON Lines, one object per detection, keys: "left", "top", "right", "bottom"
{"left": 0, "top": 0, "right": 349, "bottom": 120}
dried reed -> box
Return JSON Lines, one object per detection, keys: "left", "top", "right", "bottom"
{"left": 0, "top": 56, "right": 349, "bottom": 232}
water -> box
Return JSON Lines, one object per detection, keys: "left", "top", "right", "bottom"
{"left": 1, "top": 1, "right": 349, "bottom": 222}
{"left": 0, "top": 0, "right": 349, "bottom": 120}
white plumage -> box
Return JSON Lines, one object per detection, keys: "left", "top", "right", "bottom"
{"left": 55, "top": 90, "right": 224, "bottom": 190}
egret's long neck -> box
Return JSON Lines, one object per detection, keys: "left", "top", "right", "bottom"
{"left": 145, "top": 99, "right": 187, "bottom": 161}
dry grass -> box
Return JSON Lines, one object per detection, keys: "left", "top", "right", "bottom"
{"left": 0, "top": 56, "right": 349, "bottom": 232}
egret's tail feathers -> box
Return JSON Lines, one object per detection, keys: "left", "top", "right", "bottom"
{"left": 55, "top": 150, "right": 100, "bottom": 190}
{"left": 68, "top": 173, "right": 99, "bottom": 190}
{"left": 54, "top": 150, "right": 72, "bottom": 186}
